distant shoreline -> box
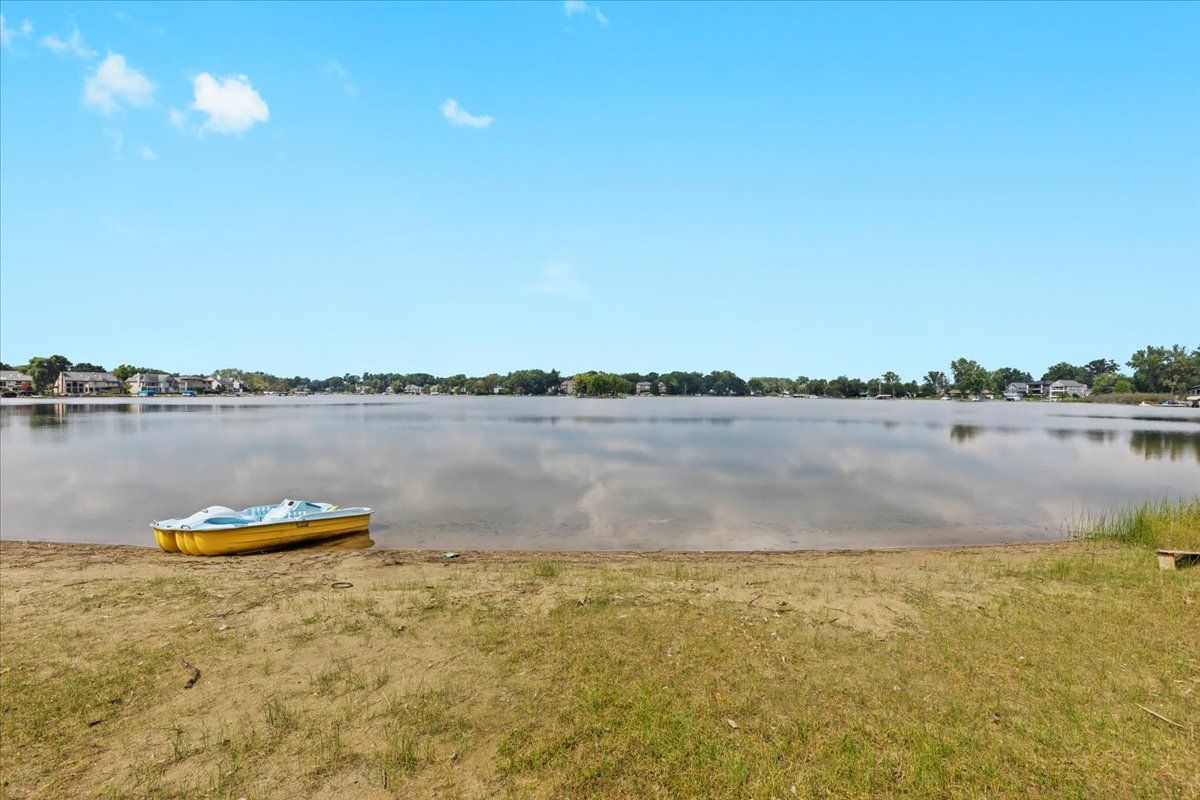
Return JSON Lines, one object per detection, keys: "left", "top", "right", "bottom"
{"left": 0, "top": 392, "right": 1189, "bottom": 406}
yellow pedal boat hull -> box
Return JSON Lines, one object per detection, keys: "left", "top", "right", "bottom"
{"left": 153, "top": 513, "right": 372, "bottom": 556}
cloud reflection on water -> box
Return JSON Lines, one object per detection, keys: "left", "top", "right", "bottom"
{"left": 1, "top": 398, "right": 1197, "bottom": 550}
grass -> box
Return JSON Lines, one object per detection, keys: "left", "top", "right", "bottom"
{"left": 1, "top": 541, "right": 1197, "bottom": 798}
{"left": 1077, "top": 496, "right": 1200, "bottom": 551}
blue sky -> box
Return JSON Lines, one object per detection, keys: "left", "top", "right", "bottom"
{"left": 1, "top": 1, "right": 1197, "bottom": 380}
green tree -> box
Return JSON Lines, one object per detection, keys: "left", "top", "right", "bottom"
{"left": 1083, "top": 359, "right": 1118, "bottom": 379}
{"left": 112, "top": 364, "right": 165, "bottom": 382}
{"left": 922, "top": 371, "right": 949, "bottom": 396}
{"left": 1127, "top": 346, "right": 1168, "bottom": 392}
{"left": 991, "top": 367, "right": 1032, "bottom": 392}
{"left": 23, "top": 355, "right": 71, "bottom": 393}
{"left": 1041, "top": 362, "right": 1089, "bottom": 383}
{"left": 704, "top": 370, "right": 748, "bottom": 396}
{"left": 1090, "top": 373, "right": 1133, "bottom": 395}
{"left": 949, "top": 359, "right": 990, "bottom": 394}
{"left": 1161, "top": 344, "right": 1200, "bottom": 396}
{"left": 828, "top": 375, "right": 867, "bottom": 398}
{"left": 573, "top": 372, "right": 630, "bottom": 397}
{"left": 881, "top": 371, "right": 900, "bottom": 395}
{"left": 70, "top": 362, "right": 106, "bottom": 373}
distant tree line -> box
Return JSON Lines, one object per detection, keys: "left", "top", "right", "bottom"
{"left": 2, "top": 344, "right": 1197, "bottom": 398}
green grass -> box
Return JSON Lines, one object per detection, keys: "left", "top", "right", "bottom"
{"left": 1076, "top": 496, "right": 1200, "bottom": 551}
{"left": 2, "top": 543, "right": 1197, "bottom": 798}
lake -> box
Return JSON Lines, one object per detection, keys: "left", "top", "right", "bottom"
{"left": 1, "top": 396, "right": 1197, "bottom": 551}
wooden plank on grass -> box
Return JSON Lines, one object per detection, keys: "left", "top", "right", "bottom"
{"left": 1156, "top": 550, "right": 1200, "bottom": 571}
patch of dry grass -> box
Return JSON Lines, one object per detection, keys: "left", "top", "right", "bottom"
{"left": 1, "top": 541, "right": 1196, "bottom": 799}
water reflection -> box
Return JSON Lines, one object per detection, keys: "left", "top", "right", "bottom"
{"left": 950, "top": 424, "right": 981, "bottom": 442}
{"left": 1129, "top": 430, "right": 1200, "bottom": 462}
{"left": 2, "top": 397, "right": 1197, "bottom": 551}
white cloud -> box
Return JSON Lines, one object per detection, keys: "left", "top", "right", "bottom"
{"left": 440, "top": 98, "right": 493, "bottom": 129}
{"left": 138, "top": 145, "right": 157, "bottom": 161}
{"left": 323, "top": 60, "right": 358, "bottom": 95}
{"left": 563, "top": 0, "right": 607, "bottom": 26}
{"left": 84, "top": 53, "right": 155, "bottom": 113}
{"left": 531, "top": 264, "right": 585, "bottom": 297}
{"left": 168, "top": 108, "right": 186, "bottom": 128}
{"left": 190, "top": 72, "right": 269, "bottom": 133}
{"left": 1, "top": 14, "right": 34, "bottom": 50}
{"left": 40, "top": 22, "right": 95, "bottom": 58}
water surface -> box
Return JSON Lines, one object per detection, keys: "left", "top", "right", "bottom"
{"left": 1, "top": 396, "right": 1196, "bottom": 550}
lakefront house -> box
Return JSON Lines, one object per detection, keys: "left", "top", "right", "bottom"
{"left": 1022, "top": 379, "right": 1090, "bottom": 399}
{"left": 127, "top": 373, "right": 178, "bottom": 395}
{"left": 176, "top": 375, "right": 211, "bottom": 392}
{"left": 0, "top": 370, "right": 34, "bottom": 394}
{"left": 53, "top": 371, "right": 122, "bottom": 396}
{"left": 1047, "top": 379, "right": 1090, "bottom": 398}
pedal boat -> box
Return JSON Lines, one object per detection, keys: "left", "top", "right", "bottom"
{"left": 152, "top": 500, "right": 373, "bottom": 556}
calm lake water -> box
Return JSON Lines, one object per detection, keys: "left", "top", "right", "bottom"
{"left": 1, "top": 396, "right": 1197, "bottom": 551}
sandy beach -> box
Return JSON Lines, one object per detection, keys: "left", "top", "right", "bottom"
{"left": 1, "top": 539, "right": 1197, "bottom": 799}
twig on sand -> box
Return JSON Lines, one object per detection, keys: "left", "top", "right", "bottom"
{"left": 1136, "top": 703, "right": 1186, "bottom": 731}
{"left": 180, "top": 659, "right": 200, "bottom": 689}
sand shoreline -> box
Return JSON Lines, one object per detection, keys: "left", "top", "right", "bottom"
{"left": 2, "top": 538, "right": 1196, "bottom": 798}
{"left": 0, "top": 535, "right": 1070, "bottom": 561}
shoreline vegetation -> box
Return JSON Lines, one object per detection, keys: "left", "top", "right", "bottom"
{"left": 3, "top": 344, "right": 1198, "bottom": 399}
{"left": 2, "top": 499, "right": 1197, "bottom": 799}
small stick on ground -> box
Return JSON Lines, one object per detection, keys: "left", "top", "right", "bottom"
{"left": 1135, "top": 703, "right": 1186, "bottom": 731}
{"left": 180, "top": 659, "right": 200, "bottom": 689}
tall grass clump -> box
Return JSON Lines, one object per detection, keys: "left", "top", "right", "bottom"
{"left": 1076, "top": 496, "right": 1200, "bottom": 551}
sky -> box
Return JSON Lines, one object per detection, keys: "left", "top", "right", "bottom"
{"left": 1, "top": 1, "right": 1197, "bottom": 381}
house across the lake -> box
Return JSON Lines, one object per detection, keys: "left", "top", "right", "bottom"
{"left": 1047, "top": 379, "right": 1089, "bottom": 398}
{"left": 176, "top": 375, "right": 211, "bottom": 393}
{"left": 0, "top": 370, "right": 33, "bottom": 394}
{"left": 54, "top": 371, "right": 122, "bottom": 396}
{"left": 1024, "top": 379, "right": 1090, "bottom": 399}
{"left": 127, "top": 373, "right": 177, "bottom": 395}
{"left": 1004, "top": 382, "right": 1029, "bottom": 400}
{"left": 635, "top": 381, "right": 654, "bottom": 396}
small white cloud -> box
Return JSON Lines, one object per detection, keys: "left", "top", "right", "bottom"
{"left": 40, "top": 22, "right": 95, "bottom": 58}
{"left": 323, "top": 60, "right": 358, "bottom": 95}
{"left": 138, "top": 145, "right": 157, "bottom": 161}
{"left": 190, "top": 72, "right": 269, "bottom": 133}
{"left": 563, "top": 0, "right": 607, "bottom": 26}
{"left": 102, "top": 127, "right": 124, "bottom": 156}
{"left": 531, "top": 264, "right": 585, "bottom": 297}
{"left": 440, "top": 98, "right": 493, "bottom": 129}
{"left": 1, "top": 14, "right": 34, "bottom": 50}
{"left": 84, "top": 53, "right": 155, "bottom": 113}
